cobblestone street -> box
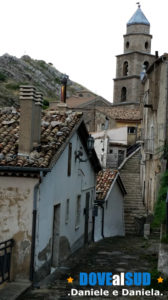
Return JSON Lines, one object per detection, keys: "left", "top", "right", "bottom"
{"left": 18, "top": 236, "right": 167, "bottom": 300}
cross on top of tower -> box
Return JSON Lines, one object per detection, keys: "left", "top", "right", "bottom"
{"left": 136, "top": 2, "right": 141, "bottom": 8}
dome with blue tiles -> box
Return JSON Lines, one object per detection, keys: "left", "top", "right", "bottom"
{"left": 127, "top": 6, "right": 150, "bottom": 26}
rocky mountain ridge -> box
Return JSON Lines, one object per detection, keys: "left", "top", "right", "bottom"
{"left": 0, "top": 54, "right": 97, "bottom": 107}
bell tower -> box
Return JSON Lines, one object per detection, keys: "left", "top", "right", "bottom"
{"left": 113, "top": 4, "right": 155, "bottom": 104}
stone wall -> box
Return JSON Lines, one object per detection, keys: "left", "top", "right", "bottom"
{"left": 0, "top": 177, "right": 38, "bottom": 280}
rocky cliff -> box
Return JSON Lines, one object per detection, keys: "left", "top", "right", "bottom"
{"left": 0, "top": 54, "right": 92, "bottom": 107}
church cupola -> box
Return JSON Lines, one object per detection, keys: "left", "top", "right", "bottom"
{"left": 127, "top": 4, "right": 150, "bottom": 26}
{"left": 124, "top": 4, "right": 152, "bottom": 54}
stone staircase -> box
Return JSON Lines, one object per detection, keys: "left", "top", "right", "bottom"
{"left": 119, "top": 148, "right": 147, "bottom": 235}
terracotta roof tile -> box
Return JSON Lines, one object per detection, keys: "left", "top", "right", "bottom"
{"left": 97, "top": 107, "right": 141, "bottom": 121}
{"left": 96, "top": 169, "right": 118, "bottom": 201}
{"left": 0, "top": 107, "right": 82, "bottom": 169}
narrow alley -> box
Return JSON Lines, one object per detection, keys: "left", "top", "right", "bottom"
{"left": 18, "top": 235, "right": 167, "bottom": 300}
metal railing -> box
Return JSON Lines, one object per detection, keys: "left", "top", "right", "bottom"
{"left": 0, "top": 239, "right": 14, "bottom": 284}
{"left": 127, "top": 143, "right": 140, "bottom": 157}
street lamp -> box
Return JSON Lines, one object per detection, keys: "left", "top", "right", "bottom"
{"left": 75, "top": 135, "right": 94, "bottom": 162}
{"left": 87, "top": 135, "right": 95, "bottom": 155}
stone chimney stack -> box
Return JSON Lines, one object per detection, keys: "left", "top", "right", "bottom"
{"left": 33, "top": 91, "right": 43, "bottom": 146}
{"left": 19, "top": 86, "right": 36, "bottom": 156}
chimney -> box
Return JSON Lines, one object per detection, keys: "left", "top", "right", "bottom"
{"left": 33, "top": 91, "right": 43, "bottom": 146}
{"left": 57, "top": 75, "right": 69, "bottom": 111}
{"left": 61, "top": 75, "right": 68, "bottom": 103}
{"left": 19, "top": 86, "right": 36, "bottom": 156}
{"left": 155, "top": 51, "right": 159, "bottom": 59}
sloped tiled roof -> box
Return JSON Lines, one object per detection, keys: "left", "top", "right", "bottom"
{"left": 96, "top": 169, "right": 118, "bottom": 201}
{"left": 67, "top": 95, "right": 96, "bottom": 108}
{"left": 0, "top": 107, "right": 82, "bottom": 169}
{"left": 67, "top": 93, "right": 112, "bottom": 109}
{"left": 97, "top": 106, "right": 141, "bottom": 121}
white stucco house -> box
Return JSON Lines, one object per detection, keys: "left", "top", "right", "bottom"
{"left": 0, "top": 86, "right": 101, "bottom": 284}
{"left": 92, "top": 127, "right": 128, "bottom": 169}
{"left": 94, "top": 169, "right": 126, "bottom": 242}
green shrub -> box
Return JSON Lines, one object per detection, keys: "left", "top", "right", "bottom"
{"left": 38, "top": 60, "right": 47, "bottom": 69}
{"left": 0, "top": 72, "right": 7, "bottom": 81}
{"left": 152, "top": 201, "right": 166, "bottom": 227}
{"left": 6, "top": 83, "right": 20, "bottom": 90}
{"left": 43, "top": 99, "right": 49, "bottom": 110}
{"left": 152, "top": 172, "right": 168, "bottom": 227}
{"left": 55, "top": 77, "right": 60, "bottom": 84}
{"left": 161, "top": 234, "right": 168, "bottom": 244}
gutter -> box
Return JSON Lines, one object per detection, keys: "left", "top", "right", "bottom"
{"left": 0, "top": 166, "right": 51, "bottom": 173}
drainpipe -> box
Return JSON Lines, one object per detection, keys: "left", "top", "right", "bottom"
{"left": 30, "top": 171, "right": 44, "bottom": 283}
{"left": 92, "top": 215, "right": 95, "bottom": 242}
{"left": 101, "top": 204, "right": 105, "bottom": 239}
{"left": 30, "top": 182, "right": 39, "bottom": 282}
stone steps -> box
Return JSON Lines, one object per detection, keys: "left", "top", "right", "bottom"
{"left": 120, "top": 149, "right": 146, "bottom": 235}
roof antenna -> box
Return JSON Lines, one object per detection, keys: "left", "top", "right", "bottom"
{"left": 136, "top": 2, "right": 141, "bottom": 8}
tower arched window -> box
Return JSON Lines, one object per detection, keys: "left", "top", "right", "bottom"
{"left": 144, "top": 61, "right": 149, "bottom": 70}
{"left": 126, "top": 41, "right": 129, "bottom": 49}
{"left": 123, "top": 61, "right": 128, "bottom": 76}
{"left": 121, "top": 87, "right": 127, "bottom": 102}
{"left": 145, "top": 41, "right": 149, "bottom": 49}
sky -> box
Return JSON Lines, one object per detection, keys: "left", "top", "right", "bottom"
{"left": 0, "top": 0, "right": 167, "bottom": 102}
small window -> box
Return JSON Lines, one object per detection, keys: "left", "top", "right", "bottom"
{"left": 109, "top": 149, "right": 113, "bottom": 154}
{"left": 75, "top": 195, "right": 81, "bottom": 229}
{"left": 144, "top": 61, "right": 149, "bottom": 70}
{"left": 67, "top": 143, "right": 72, "bottom": 176}
{"left": 128, "top": 127, "right": 136, "bottom": 134}
{"left": 123, "top": 61, "right": 128, "bottom": 76}
{"left": 145, "top": 41, "right": 149, "bottom": 49}
{"left": 126, "top": 41, "right": 129, "bottom": 49}
{"left": 121, "top": 87, "right": 127, "bottom": 102}
{"left": 65, "top": 199, "right": 70, "bottom": 224}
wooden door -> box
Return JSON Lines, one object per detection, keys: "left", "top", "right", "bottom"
{"left": 52, "top": 204, "right": 60, "bottom": 267}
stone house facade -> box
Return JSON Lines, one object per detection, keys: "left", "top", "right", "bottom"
{"left": 140, "top": 54, "right": 168, "bottom": 212}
